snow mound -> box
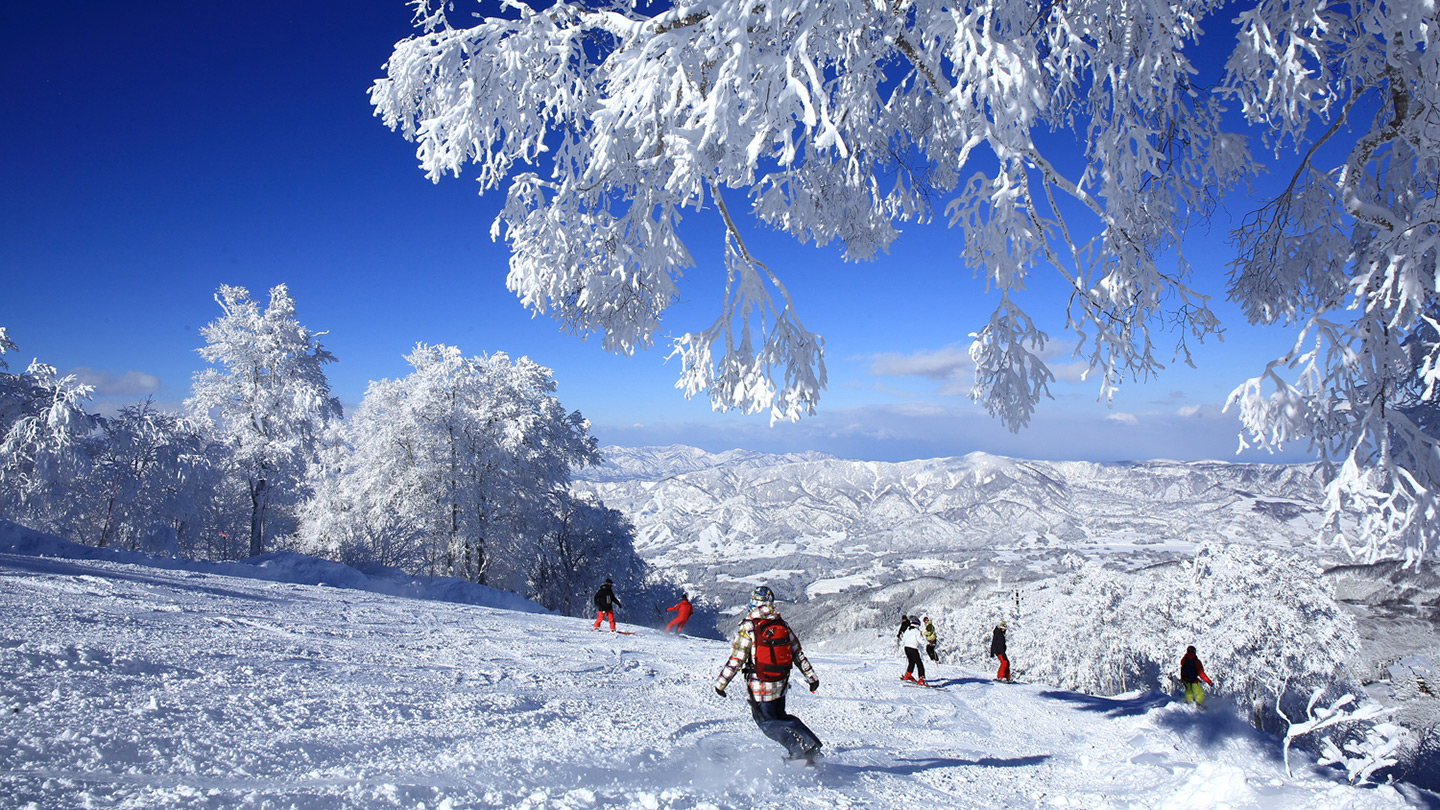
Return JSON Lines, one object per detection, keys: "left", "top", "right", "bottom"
{"left": 0, "top": 518, "right": 545, "bottom": 614}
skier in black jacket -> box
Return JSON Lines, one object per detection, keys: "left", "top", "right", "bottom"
{"left": 592, "top": 578, "right": 622, "bottom": 632}
{"left": 894, "top": 612, "right": 912, "bottom": 647}
{"left": 991, "top": 621, "right": 1011, "bottom": 682}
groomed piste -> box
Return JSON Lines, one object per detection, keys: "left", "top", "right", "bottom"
{"left": 1, "top": 523, "right": 1431, "bottom": 809}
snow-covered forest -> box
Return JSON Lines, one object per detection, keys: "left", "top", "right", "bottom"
{"left": 0, "top": 292, "right": 677, "bottom": 622}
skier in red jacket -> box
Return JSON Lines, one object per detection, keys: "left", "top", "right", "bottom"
{"left": 1180, "top": 645, "right": 1214, "bottom": 707}
{"left": 665, "top": 593, "right": 693, "bottom": 634}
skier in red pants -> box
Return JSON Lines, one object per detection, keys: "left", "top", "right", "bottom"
{"left": 665, "top": 593, "right": 693, "bottom": 634}
{"left": 592, "top": 578, "right": 621, "bottom": 631}
{"left": 991, "top": 621, "right": 1011, "bottom": 682}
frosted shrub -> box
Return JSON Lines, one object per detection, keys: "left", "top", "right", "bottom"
{"left": 1015, "top": 542, "right": 1361, "bottom": 722}
{"left": 1319, "top": 721, "right": 1408, "bottom": 786}
{"left": 1281, "top": 687, "right": 1402, "bottom": 784}
{"left": 1020, "top": 562, "right": 1160, "bottom": 695}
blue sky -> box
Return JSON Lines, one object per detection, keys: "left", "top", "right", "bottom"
{"left": 2, "top": 0, "right": 1316, "bottom": 464}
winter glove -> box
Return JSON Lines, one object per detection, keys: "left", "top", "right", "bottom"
{"left": 809, "top": 679, "right": 819, "bottom": 694}
{"left": 714, "top": 686, "right": 726, "bottom": 698}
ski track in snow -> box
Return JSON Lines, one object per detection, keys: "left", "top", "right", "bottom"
{"left": 0, "top": 550, "right": 1430, "bottom": 810}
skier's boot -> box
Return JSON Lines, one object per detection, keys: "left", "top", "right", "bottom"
{"left": 900, "top": 672, "right": 915, "bottom": 682}
{"left": 917, "top": 677, "right": 928, "bottom": 687}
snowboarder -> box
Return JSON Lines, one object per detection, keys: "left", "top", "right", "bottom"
{"left": 922, "top": 616, "right": 939, "bottom": 663}
{"left": 714, "top": 585, "right": 823, "bottom": 763}
{"left": 1179, "top": 645, "right": 1213, "bottom": 707}
{"left": 900, "top": 615, "right": 928, "bottom": 685}
{"left": 991, "top": 621, "right": 1011, "bottom": 682}
{"left": 665, "top": 593, "right": 693, "bottom": 634}
{"left": 592, "top": 578, "right": 621, "bottom": 632}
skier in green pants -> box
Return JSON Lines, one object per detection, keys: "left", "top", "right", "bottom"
{"left": 1180, "top": 646, "right": 1214, "bottom": 707}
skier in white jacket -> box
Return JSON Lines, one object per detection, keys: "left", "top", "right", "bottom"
{"left": 899, "top": 616, "right": 927, "bottom": 685}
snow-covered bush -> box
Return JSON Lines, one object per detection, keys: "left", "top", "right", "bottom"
{"left": 1013, "top": 543, "right": 1362, "bottom": 723}
{"left": 1319, "top": 720, "right": 1408, "bottom": 786}
{"left": 1280, "top": 687, "right": 1401, "bottom": 785}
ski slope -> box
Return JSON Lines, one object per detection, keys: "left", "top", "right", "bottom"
{"left": 1, "top": 538, "right": 1430, "bottom": 809}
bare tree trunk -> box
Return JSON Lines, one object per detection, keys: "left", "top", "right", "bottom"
{"left": 98, "top": 470, "right": 123, "bottom": 548}
{"left": 249, "top": 477, "right": 267, "bottom": 557}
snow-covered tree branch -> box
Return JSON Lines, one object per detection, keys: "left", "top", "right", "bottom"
{"left": 373, "top": 0, "right": 1439, "bottom": 563}
{"left": 1280, "top": 687, "right": 1395, "bottom": 780}
{"left": 0, "top": 327, "right": 16, "bottom": 371}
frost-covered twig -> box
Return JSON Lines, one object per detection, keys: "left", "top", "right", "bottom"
{"left": 1278, "top": 687, "right": 1392, "bottom": 778}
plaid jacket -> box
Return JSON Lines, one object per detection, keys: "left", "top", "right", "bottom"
{"left": 714, "top": 604, "right": 818, "bottom": 702}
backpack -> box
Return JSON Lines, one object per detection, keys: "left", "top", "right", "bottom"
{"left": 751, "top": 617, "right": 795, "bottom": 682}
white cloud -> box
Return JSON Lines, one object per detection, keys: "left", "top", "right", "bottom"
{"left": 591, "top": 398, "right": 1317, "bottom": 465}
{"left": 1050, "top": 361, "right": 1092, "bottom": 384}
{"left": 867, "top": 343, "right": 1094, "bottom": 389}
{"left": 867, "top": 346, "right": 973, "bottom": 379}
{"left": 65, "top": 366, "right": 163, "bottom": 398}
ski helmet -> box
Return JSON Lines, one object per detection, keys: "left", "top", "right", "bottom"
{"left": 750, "top": 585, "right": 775, "bottom": 607}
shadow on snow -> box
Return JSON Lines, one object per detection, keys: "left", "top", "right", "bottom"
{"left": 1035, "top": 689, "right": 1172, "bottom": 718}
{"left": 826, "top": 753, "right": 1052, "bottom": 776}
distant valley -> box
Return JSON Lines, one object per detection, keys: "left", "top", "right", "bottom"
{"left": 576, "top": 446, "right": 1340, "bottom": 613}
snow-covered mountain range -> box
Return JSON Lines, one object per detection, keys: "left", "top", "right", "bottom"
{"left": 577, "top": 446, "right": 1337, "bottom": 612}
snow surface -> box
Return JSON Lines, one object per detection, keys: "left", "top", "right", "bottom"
{"left": 3, "top": 530, "right": 1433, "bottom": 809}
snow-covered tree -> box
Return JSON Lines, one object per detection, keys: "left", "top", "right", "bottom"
{"left": 372, "top": 0, "right": 1440, "bottom": 565}
{"left": 0, "top": 359, "right": 100, "bottom": 540}
{"left": 0, "top": 327, "right": 15, "bottom": 371}
{"left": 85, "top": 401, "right": 225, "bottom": 554}
{"left": 0, "top": 328, "right": 40, "bottom": 438}
{"left": 526, "top": 493, "right": 677, "bottom": 618}
{"left": 1019, "top": 562, "right": 1162, "bottom": 695}
{"left": 299, "top": 344, "right": 600, "bottom": 591}
{"left": 187, "top": 285, "right": 342, "bottom": 557}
